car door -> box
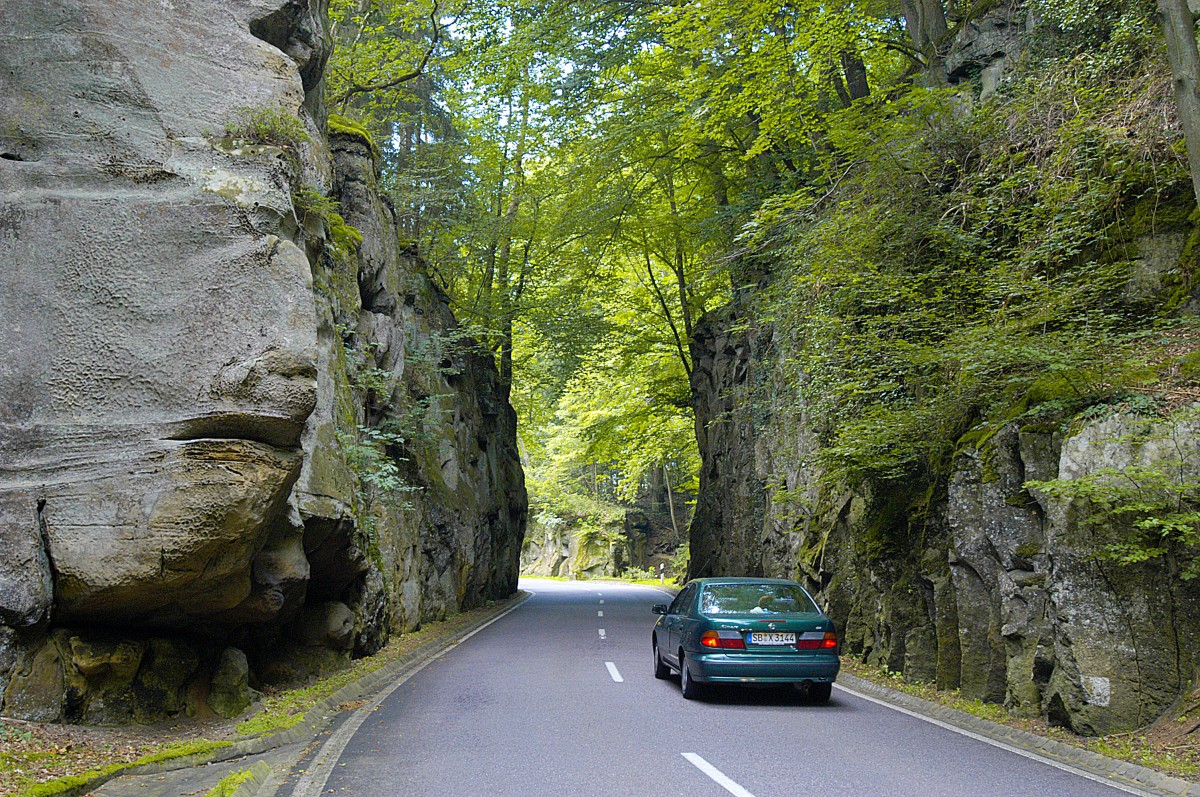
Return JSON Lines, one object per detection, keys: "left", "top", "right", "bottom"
{"left": 664, "top": 583, "right": 696, "bottom": 666}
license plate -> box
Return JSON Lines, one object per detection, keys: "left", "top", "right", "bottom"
{"left": 749, "top": 632, "right": 796, "bottom": 645}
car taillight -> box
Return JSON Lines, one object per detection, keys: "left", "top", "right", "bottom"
{"left": 701, "top": 630, "right": 746, "bottom": 650}
{"left": 797, "top": 631, "right": 838, "bottom": 651}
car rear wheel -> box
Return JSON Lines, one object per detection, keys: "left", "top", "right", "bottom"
{"left": 799, "top": 682, "right": 832, "bottom": 704}
{"left": 653, "top": 641, "right": 670, "bottom": 680}
{"left": 680, "top": 654, "right": 703, "bottom": 700}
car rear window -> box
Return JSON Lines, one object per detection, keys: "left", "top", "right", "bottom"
{"left": 699, "top": 583, "right": 819, "bottom": 616}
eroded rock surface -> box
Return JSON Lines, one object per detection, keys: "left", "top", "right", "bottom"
{"left": 0, "top": 0, "right": 524, "bottom": 722}
{"left": 0, "top": 0, "right": 323, "bottom": 636}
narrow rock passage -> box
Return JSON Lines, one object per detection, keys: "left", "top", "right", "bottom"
{"left": 285, "top": 579, "right": 1139, "bottom": 797}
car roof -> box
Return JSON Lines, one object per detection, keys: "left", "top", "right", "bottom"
{"left": 688, "top": 577, "right": 802, "bottom": 586}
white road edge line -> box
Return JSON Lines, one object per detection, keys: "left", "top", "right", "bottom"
{"left": 605, "top": 661, "right": 623, "bottom": 682}
{"left": 682, "top": 753, "right": 756, "bottom": 797}
{"left": 291, "top": 594, "right": 531, "bottom": 797}
{"left": 834, "top": 684, "right": 1159, "bottom": 797}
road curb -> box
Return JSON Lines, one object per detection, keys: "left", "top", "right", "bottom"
{"left": 229, "top": 761, "right": 273, "bottom": 797}
{"left": 838, "top": 673, "right": 1200, "bottom": 797}
{"left": 57, "top": 592, "right": 531, "bottom": 797}
{"left": 245, "top": 590, "right": 531, "bottom": 795}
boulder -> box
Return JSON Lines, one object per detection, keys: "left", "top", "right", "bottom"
{"left": 1036, "top": 412, "right": 1200, "bottom": 734}
{"left": 208, "top": 647, "right": 253, "bottom": 719}
{"left": 3, "top": 636, "right": 66, "bottom": 722}
{"left": 132, "top": 638, "right": 201, "bottom": 722}
{"left": 947, "top": 425, "right": 1050, "bottom": 708}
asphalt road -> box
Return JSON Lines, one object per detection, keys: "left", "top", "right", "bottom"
{"left": 306, "top": 578, "right": 1137, "bottom": 797}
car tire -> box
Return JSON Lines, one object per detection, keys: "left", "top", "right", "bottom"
{"left": 680, "top": 655, "right": 703, "bottom": 700}
{"left": 653, "top": 641, "right": 670, "bottom": 680}
{"left": 803, "top": 682, "right": 832, "bottom": 704}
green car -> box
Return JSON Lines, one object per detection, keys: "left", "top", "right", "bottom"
{"left": 651, "top": 577, "right": 840, "bottom": 702}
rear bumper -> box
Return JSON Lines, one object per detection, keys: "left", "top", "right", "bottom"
{"left": 688, "top": 651, "right": 840, "bottom": 684}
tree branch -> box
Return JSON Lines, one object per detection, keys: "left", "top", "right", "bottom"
{"left": 640, "top": 232, "right": 693, "bottom": 380}
{"left": 334, "top": 1, "right": 443, "bottom": 108}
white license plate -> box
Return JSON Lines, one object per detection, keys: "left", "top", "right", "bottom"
{"left": 749, "top": 632, "right": 796, "bottom": 645}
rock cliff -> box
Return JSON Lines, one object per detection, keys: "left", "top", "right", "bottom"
{"left": 0, "top": 0, "right": 524, "bottom": 723}
{"left": 689, "top": 300, "right": 1200, "bottom": 735}
{"left": 683, "top": 0, "right": 1200, "bottom": 738}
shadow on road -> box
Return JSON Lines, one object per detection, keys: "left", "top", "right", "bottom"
{"left": 667, "top": 681, "right": 854, "bottom": 711}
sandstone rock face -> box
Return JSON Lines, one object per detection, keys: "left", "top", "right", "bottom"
{"left": 0, "top": 0, "right": 524, "bottom": 722}
{"left": 1042, "top": 414, "right": 1200, "bottom": 733}
{"left": 688, "top": 298, "right": 1200, "bottom": 734}
{"left": 0, "top": 0, "right": 323, "bottom": 634}
{"left": 688, "top": 307, "right": 772, "bottom": 578}
{"left": 947, "top": 426, "right": 1049, "bottom": 708}
{"left": 304, "top": 129, "right": 526, "bottom": 641}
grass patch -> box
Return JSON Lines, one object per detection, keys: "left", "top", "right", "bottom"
{"left": 204, "top": 767, "right": 256, "bottom": 797}
{"left": 224, "top": 106, "right": 310, "bottom": 152}
{"left": 15, "top": 740, "right": 231, "bottom": 797}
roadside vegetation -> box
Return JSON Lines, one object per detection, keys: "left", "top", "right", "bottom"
{"left": 523, "top": 571, "right": 680, "bottom": 588}
{"left": 327, "top": 0, "right": 1200, "bottom": 583}
{"left": 204, "top": 766, "right": 258, "bottom": 797}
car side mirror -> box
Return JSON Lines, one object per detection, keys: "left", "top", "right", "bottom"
{"left": 652, "top": 604, "right": 669, "bottom": 615}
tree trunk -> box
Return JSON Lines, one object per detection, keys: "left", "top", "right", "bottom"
{"left": 830, "top": 58, "right": 853, "bottom": 108}
{"left": 491, "top": 89, "right": 531, "bottom": 402}
{"left": 841, "top": 50, "right": 870, "bottom": 101}
{"left": 903, "top": 0, "right": 950, "bottom": 83}
{"left": 664, "top": 463, "right": 680, "bottom": 541}
{"left": 1160, "top": 0, "right": 1200, "bottom": 208}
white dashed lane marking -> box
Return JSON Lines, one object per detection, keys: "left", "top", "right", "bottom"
{"left": 605, "top": 662, "right": 623, "bottom": 682}
{"left": 598, "top": 628, "right": 606, "bottom": 640}
{"left": 598, "top": 610, "right": 604, "bottom": 617}
{"left": 682, "top": 753, "right": 756, "bottom": 797}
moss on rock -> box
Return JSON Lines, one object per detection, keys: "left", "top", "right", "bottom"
{"left": 328, "top": 114, "right": 381, "bottom": 160}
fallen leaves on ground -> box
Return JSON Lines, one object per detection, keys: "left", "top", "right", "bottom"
{"left": 0, "top": 718, "right": 233, "bottom": 796}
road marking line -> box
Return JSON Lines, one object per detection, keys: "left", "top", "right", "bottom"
{"left": 598, "top": 628, "right": 606, "bottom": 639}
{"left": 291, "top": 593, "right": 532, "bottom": 797}
{"left": 598, "top": 610, "right": 604, "bottom": 617}
{"left": 605, "top": 661, "right": 623, "bottom": 682}
{"left": 835, "top": 684, "right": 1159, "bottom": 797}
{"left": 599, "top": 599, "right": 605, "bottom": 604}
{"left": 682, "top": 753, "right": 756, "bottom": 797}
